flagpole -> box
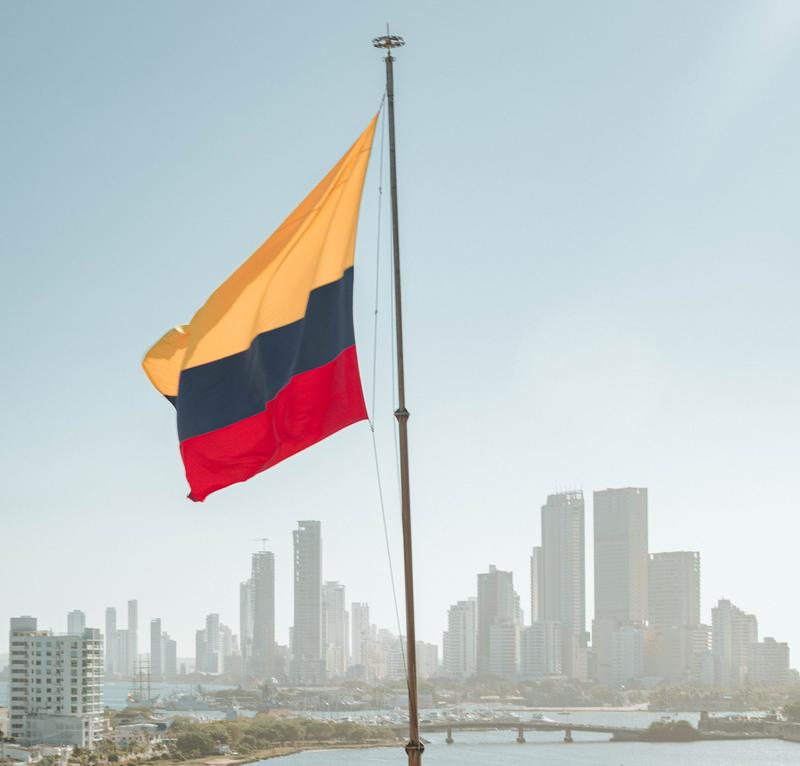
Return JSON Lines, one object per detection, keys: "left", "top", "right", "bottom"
{"left": 372, "top": 32, "right": 423, "bottom": 766}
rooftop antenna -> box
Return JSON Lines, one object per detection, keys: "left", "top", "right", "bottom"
{"left": 253, "top": 537, "right": 269, "bottom": 551}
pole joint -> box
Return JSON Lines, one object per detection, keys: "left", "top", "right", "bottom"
{"left": 394, "top": 407, "right": 410, "bottom": 421}
{"left": 404, "top": 740, "right": 425, "bottom": 756}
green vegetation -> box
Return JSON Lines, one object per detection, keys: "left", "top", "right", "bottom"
{"left": 649, "top": 684, "right": 796, "bottom": 712}
{"left": 166, "top": 715, "right": 396, "bottom": 759}
{"left": 783, "top": 700, "right": 800, "bottom": 722}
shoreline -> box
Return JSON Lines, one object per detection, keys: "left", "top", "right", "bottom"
{"left": 164, "top": 741, "right": 399, "bottom": 766}
{"left": 501, "top": 703, "right": 650, "bottom": 712}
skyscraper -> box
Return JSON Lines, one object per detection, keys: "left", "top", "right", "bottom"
{"left": 351, "top": 602, "right": 370, "bottom": 668}
{"left": 104, "top": 607, "right": 117, "bottom": 676}
{"left": 240, "top": 578, "right": 254, "bottom": 674}
{"left": 205, "top": 613, "right": 221, "bottom": 674}
{"left": 195, "top": 629, "right": 207, "bottom": 674}
{"left": 127, "top": 599, "right": 139, "bottom": 676}
{"left": 163, "top": 634, "right": 178, "bottom": 677}
{"left": 540, "top": 491, "right": 586, "bottom": 677}
{"left": 488, "top": 620, "right": 519, "bottom": 679}
{"left": 593, "top": 487, "right": 648, "bottom": 685}
{"left": 749, "top": 637, "right": 790, "bottom": 686}
{"left": 291, "top": 520, "right": 324, "bottom": 684}
{"left": 322, "top": 581, "right": 348, "bottom": 679}
{"left": 67, "top": 610, "right": 86, "bottom": 635}
{"left": 593, "top": 488, "right": 649, "bottom": 623}
{"left": 150, "top": 618, "right": 163, "bottom": 677}
{"left": 648, "top": 552, "right": 700, "bottom": 628}
{"left": 712, "top": 598, "right": 758, "bottom": 687}
{"left": 250, "top": 549, "right": 276, "bottom": 678}
{"left": 477, "top": 565, "right": 519, "bottom": 676}
{"left": 443, "top": 599, "right": 477, "bottom": 678}
{"left": 529, "top": 546, "right": 543, "bottom": 623}
{"left": 520, "top": 621, "right": 562, "bottom": 678}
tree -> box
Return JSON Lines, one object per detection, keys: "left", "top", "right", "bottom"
{"left": 784, "top": 701, "right": 800, "bottom": 722}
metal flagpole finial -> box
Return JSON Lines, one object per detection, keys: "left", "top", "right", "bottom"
{"left": 372, "top": 33, "right": 405, "bottom": 54}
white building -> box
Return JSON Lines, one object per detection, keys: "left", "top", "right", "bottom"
{"left": 749, "top": 637, "right": 789, "bottom": 687}
{"left": 541, "top": 491, "right": 586, "bottom": 678}
{"left": 520, "top": 621, "right": 562, "bottom": 678}
{"left": 443, "top": 599, "right": 477, "bottom": 678}
{"left": 416, "top": 641, "right": 439, "bottom": 679}
{"left": 126, "top": 600, "right": 138, "bottom": 677}
{"left": 104, "top": 608, "right": 117, "bottom": 676}
{"left": 291, "top": 520, "right": 325, "bottom": 684}
{"left": 66, "top": 612, "right": 85, "bottom": 636}
{"left": 322, "top": 582, "right": 348, "bottom": 679}
{"left": 9, "top": 616, "right": 104, "bottom": 748}
{"left": 611, "top": 624, "right": 645, "bottom": 686}
{"left": 648, "top": 552, "right": 700, "bottom": 628}
{"left": 350, "top": 603, "right": 370, "bottom": 668}
{"left": 712, "top": 598, "right": 758, "bottom": 687}
{"left": 529, "top": 547, "right": 543, "bottom": 623}
{"left": 593, "top": 487, "right": 649, "bottom": 685}
{"left": 488, "top": 620, "right": 519, "bottom": 679}
{"left": 477, "top": 565, "right": 519, "bottom": 675}
{"left": 249, "top": 549, "right": 276, "bottom": 678}
{"left": 150, "top": 619, "right": 162, "bottom": 678}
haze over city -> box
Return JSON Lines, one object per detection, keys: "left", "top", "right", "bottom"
{"left": 2, "top": 0, "right": 799, "bottom": 702}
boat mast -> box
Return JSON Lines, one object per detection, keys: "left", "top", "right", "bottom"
{"left": 372, "top": 31, "right": 423, "bottom": 766}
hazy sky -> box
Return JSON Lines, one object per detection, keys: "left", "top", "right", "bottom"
{"left": 2, "top": 1, "right": 799, "bottom": 663}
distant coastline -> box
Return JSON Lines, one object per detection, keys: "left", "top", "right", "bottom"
{"left": 165, "top": 742, "right": 396, "bottom": 766}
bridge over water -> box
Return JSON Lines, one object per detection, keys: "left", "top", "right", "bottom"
{"left": 390, "top": 718, "right": 646, "bottom": 744}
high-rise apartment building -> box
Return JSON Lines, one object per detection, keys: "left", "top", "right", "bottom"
{"left": 647, "top": 551, "right": 702, "bottom": 682}
{"left": 322, "top": 581, "right": 348, "bottom": 679}
{"left": 648, "top": 552, "right": 700, "bottom": 628}
{"left": 443, "top": 599, "right": 477, "bottom": 678}
{"left": 126, "top": 600, "right": 138, "bottom": 676}
{"left": 540, "top": 491, "right": 586, "bottom": 677}
{"left": 351, "top": 603, "right": 370, "bottom": 668}
{"left": 240, "top": 579, "right": 254, "bottom": 673}
{"left": 488, "top": 620, "right": 519, "bottom": 679}
{"left": 9, "top": 616, "right": 104, "bottom": 748}
{"left": 194, "top": 630, "right": 207, "bottom": 674}
{"left": 67, "top": 611, "right": 86, "bottom": 635}
{"left": 477, "top": 565, "right": 519, "bottom": 676}
{"left": 415, "top": 641, "right": 439, "bottom": 679}
{"left": 712, "top": 598, "right": 758, "bottom": 687}
{"left": 237, "top": 553, "right": 274, "bottom": 678}
{"left": 150, "top": 619, "right": 163, "bottom": 678}
{"left": 104, "top": 607, "right": 117, "bottom": 676}
{"left": 162, "top": 633, "right": 177, "bottom": 677}
{"left": 593, "top": 487, "right": 648, "bottom": 685}
{"left": 611, "top": 624, "right": 646, "bottom": 686}
{"left": 529, "top": 547, "right": 543, "bottom": 623}
{"left": 291, "top": 520, "right": 324, "bottom": 684}
{"left": 205, "top": 613, "right": 221, "bottom": 674}
{"left": 520, "top": 621, "right": 562, "bottom": 678}
{"left": 749, "top": 637, "right": 790, "bottom": 687}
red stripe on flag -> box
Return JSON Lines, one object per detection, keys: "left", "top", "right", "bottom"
{"left": 180, "top": 345, "right": 367, "bottom": 502}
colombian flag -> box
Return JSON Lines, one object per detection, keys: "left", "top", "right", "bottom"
{"left": 143, "top": 117, "right": 377, "bottom": 501}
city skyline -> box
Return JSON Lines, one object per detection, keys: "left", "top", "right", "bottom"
{"left": 2, "top": 1, "right": 800, "bottom": 674}
{"left": 4, "top": 488, "right": 792, "bottom": 687}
